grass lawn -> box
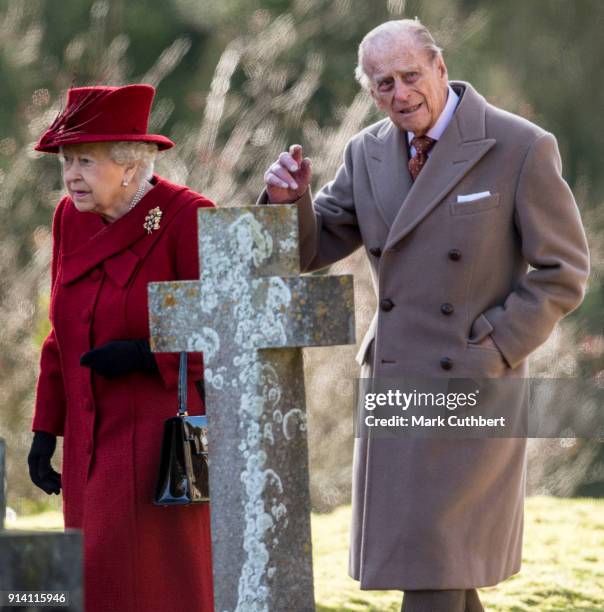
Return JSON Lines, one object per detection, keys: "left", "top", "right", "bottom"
{"left": 312, "top": 497, "right": 604, "bottom": 611}
{"left": 8, "top": 496, "right": 604, "bottom": 611}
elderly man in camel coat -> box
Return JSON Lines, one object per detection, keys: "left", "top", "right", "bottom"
{"left": 260, "top": 19, "right": 589, "bottom": 612}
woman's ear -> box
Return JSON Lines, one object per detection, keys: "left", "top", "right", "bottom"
{"left": 122, "top": 161, "right": 138, "bottom": 186}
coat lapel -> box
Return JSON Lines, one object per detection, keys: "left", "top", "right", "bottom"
{"left": 61, "top": 176, "right": 188, "bottom": 285}
{"left": 384, "top": 82, "right": 496, "bottom": 251}
{"left": 363, "top": 120, "right": 413, "bottom": 228}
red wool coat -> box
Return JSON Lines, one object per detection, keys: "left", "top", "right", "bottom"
{"left": 33, "top": 176, "right": 214, "bottom": 612}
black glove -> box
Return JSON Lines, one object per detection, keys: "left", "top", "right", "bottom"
{"left": 28, "top": 431, "right": 61, "bottom": 495}
{"left": 80, "top": 339, "right": 158, "bottom": 379}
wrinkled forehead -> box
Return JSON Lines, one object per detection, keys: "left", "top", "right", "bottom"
{"left": 363, "top": 39, "right": 432, "bottom": 81}
{"left": 59, "top": 142, "right": 111, "bottom": 157}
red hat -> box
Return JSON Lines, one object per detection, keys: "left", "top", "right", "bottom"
{"left": 34, "top": 84, "right": 174, "bottom": 153}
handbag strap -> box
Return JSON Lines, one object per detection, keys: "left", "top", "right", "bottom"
{"left": 178, "top": 351, "right": 188, "bottom": 416}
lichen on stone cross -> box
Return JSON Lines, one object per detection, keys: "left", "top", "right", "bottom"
{"left": 148, "top": 206, "right": 355, "bottom": 612}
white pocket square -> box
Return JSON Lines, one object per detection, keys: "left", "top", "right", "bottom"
{"left": 456, "top": 191, "right": 492, "bottom": 203}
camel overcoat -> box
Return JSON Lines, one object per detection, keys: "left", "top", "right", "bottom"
{"left": 263, "top": 81, "right": 590, "bottom": 589}
{"left": 33, "top": 176, "right": 215, "bottom": 612}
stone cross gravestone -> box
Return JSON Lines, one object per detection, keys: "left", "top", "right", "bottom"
{"left": 148, "top": 205, "right": 355, "bottom": 612}
{"left": 0, "top": 439, "right": 84, "bottom": 610}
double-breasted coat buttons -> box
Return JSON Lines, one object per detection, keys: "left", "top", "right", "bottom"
{"left": 441, "top": 303, "right": 454, "bottom": 315}
{"left": 439, "top": 252, "right": 460, "bottom": 368}
{"left": 440, "top": 357, "right": 453, "bottom": 370}
{"left": 380, "top": 298, "right": 394, "bottom": 311}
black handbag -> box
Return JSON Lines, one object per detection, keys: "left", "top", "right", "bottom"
{"left": 154, "top": 352, "right": 209, "bottom": 505}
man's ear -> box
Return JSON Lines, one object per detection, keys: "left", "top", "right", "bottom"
{"left": 437, "top": 55, "right": 448, "bottom": 80}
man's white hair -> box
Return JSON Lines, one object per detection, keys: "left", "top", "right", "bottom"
{"left": 355, "top": 19, "right": 443, "bottom": 91}
{"left": 109, "top": 141, "right": 158, "bottom": 181}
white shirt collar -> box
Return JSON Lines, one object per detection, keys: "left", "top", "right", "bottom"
{"left": 407, "top": 83, "right": 459, "bottom": 150}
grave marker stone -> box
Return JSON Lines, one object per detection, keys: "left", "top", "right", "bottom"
{"left": 148, "top": 205, "right": 355, "bottom": 611}
{"left": 0, "top": 439, "right": 83, "bottom": 610}
{"left": 0, "top": 438, "right": 5, "bottom": 530}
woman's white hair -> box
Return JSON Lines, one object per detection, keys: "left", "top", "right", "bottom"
{"left": 108, "top": 141, "right": 158, "bottom": 181}
{"left": 355, "top": 19, "right": 443, "bottom": 91}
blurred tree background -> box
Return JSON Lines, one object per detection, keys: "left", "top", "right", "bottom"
{"left": 0, "top": 0, "right": 602, "bottom": 514}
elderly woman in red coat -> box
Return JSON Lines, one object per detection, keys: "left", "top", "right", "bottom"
{"left": 27, "top": 84, "right": 214, "bottom": 612}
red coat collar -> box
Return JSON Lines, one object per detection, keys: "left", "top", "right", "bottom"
{"left": 61, "top": 175, "right": 189, "bottom": 285}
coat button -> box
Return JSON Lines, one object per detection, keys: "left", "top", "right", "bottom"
{"left": 448, "top": 249, "right": 462, "bottom": 261}
{"left": 81, "top": 309, "right": 92, "bottom": 323}
{"left": 440, "top": 357, "right": 453, "bottom": 370}
{"left": 441, "top": 302, "right": 454, "bottom": 315}
{"left": 380, "top": 298, "right": 394, "bottom": 311}
{"left": 369, "top": 247, "right": 382, "bottom": 258}
{"left": 89, "top": 269, "right": 101, "bottom": 282}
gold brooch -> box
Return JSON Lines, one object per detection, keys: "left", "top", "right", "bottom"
{"left": 143, "top": 207, "right": 162, "bottom": 234}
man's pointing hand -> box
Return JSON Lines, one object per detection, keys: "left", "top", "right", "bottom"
{"left": 264, "top": 144, "right": 312, "bottom": 203}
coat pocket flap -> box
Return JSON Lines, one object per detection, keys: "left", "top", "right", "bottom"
{"left": 468, "top": 313, "right": 494, "bottom": 344}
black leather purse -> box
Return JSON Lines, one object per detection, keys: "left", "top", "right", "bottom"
{"left": 154, "top": 352, "right": 209, "bottom": 505}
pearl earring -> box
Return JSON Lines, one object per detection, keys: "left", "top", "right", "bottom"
{"left": 122, "top": 180, "right": 129, "bottom": 187}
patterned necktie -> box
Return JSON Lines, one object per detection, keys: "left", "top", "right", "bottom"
{"left": 408, "top": 136, "right": 436, "bottom": 181}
